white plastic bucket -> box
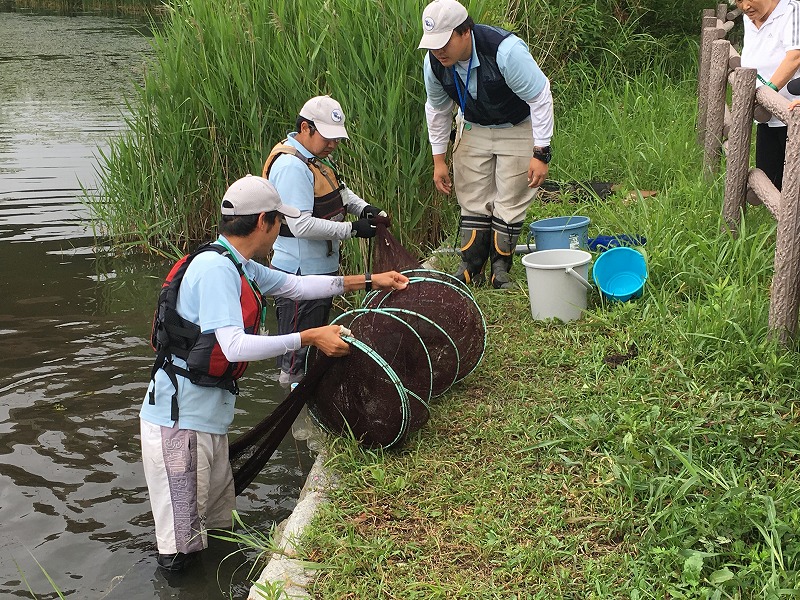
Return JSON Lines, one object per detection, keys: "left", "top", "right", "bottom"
{"left": 520, "top": 249, "right": 593, "bottom": 321}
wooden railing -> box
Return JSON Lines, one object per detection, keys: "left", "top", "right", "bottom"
{"left": 698, "top": 4, "right": 800, "bottom": 345}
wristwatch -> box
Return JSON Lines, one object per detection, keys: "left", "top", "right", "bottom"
{"left": 533, "top": 145, "right": 552, "bottom": 164}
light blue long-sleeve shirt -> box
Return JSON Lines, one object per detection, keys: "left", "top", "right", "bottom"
{"left": 140, "top": 236, "right": 290, "bottom": 434}
{"left": 423, "top": 31, "right": 554, "bottom": 151}
{"left": 268, "top": 134, "right": 367, "bottom": 274}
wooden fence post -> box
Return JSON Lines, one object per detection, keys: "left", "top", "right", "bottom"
{"left": 769, "top": 111, "right": 800, "bottom": 344}
{"left": 698, "top": 18, "right": 723, "bottom": 144}
{"left": 704, "top": 38, "right": 732, "bottom": 177}
{"left": 722, "top": 67, "right": 757, "bottom": 231}
{"left": 698, "top": 8, "right": 716, "bottom": 110}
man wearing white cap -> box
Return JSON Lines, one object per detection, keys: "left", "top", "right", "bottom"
{"left": 140, "top": 174, "right": 407, "bottom": 571}
{"left": 419, "top": 0, "right": 554, "bottom": 289}
{"left": 262, "top": 95, "right": 389, "bottom": 384}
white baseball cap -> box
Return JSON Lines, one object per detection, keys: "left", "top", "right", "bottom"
{"left": 221, "top": 175, "right": 301, "bottom": 218}
{"left": 418, "top": 0, "right": 469, "bottom": 50}
{"left": 299, "top": 95, "right": 350, "bottom": 140}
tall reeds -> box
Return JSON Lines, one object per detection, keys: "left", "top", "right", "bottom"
{"left": 92, "top": 0, "right": 456, "bottom": 258}
{"left": 90, "top": 0, "right": 711, "bottom": 259}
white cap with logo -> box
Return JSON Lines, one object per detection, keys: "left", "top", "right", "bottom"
{"left": 299, "top": 95, "right": 350, "bottom": 140}
{"left": 221, "top": 175, "right": 301, "bottom": 218}
{"left": 418, "top": 0, "right": 469, "bottom": 50}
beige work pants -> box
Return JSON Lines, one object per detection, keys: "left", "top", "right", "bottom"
{"left": 452, "top": 119, "right": 537, "bottom": 225}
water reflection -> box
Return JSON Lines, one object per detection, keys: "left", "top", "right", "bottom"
{"left": 0, "top": 9, "right": 312, "bottom": 599}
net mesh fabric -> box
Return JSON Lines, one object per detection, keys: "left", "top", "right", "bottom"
{"left": 229, "top": 353, "right": 334, "bottom": 496}
{"left": 363, "top": 276, "right": 486, "bottom": 382}
{"left": 371, "top": 222, "right": 419, "bottom": 273}
{"left": 305, "top": 338, "right": 410, "bottom": 449}
{"left": 331, "top": 309, "right": 432, "bottom": 432}
{"left": 229, "top": 225, "right": 487, "bottom": 494}
{"left": 366, "top": 306, "right": 459, "bottom": 397}
{"left": 303, "top": 275, "right": 485, "bottom": 448}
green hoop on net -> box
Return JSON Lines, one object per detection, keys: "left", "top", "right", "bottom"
{"left": 365, "top": 306, "right": 460, "bottom": 397}
{"left": 330, "top": 308, "right": 433, "bottom": 433}
{"left": 305, "top": 336, "right": 411, "bottom": 449}
{"left": 363, "top": 275, "right": 486, "bottom": 383}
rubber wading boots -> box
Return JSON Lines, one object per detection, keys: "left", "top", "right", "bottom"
{"left": 453, "top": 218, "right": 491, "bottom": 285}
{"left": 157, "top": 551, "right": 199, "bottom": 572}
{"left": 490, "top": 222, "right": 522, "bottom": 289}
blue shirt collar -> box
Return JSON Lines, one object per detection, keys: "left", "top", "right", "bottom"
{"left": 285, "top": 131, "right": 316, "bottom": 159}
{"left": 216, "top": 235, "right": 248, "bottom": 267}
{"left": 454, "top": 36, "right": 480, "bottom": 75}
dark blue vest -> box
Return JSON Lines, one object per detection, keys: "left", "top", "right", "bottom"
{"left": 429, "top": 25, "right": 530, "bottom": 127}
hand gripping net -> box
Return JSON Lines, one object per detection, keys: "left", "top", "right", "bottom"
{"left": 229, "top": 222, "right": 487, "bottom": 494}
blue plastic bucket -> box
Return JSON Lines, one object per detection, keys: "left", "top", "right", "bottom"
{"left": 528, "top": 216, "right": 590, "bottom": 251}
{"left": 592, "top": 247, "right": 647, "bottom": 302}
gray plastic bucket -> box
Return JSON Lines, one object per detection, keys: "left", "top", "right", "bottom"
{"left": 521, "top": 249, "right": 593, "bottom": 321}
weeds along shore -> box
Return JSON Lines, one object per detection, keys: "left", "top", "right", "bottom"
{"left": 90, "top": 0, "right": 702, "bottom": 265}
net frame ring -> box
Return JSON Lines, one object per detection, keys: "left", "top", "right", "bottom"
{"left": 367, "top": 306, "right": 460, "bottom": 397}
{"left": 400, "top": 267, "right": 472, "bottom": 296}
{"left": 330, "top": 308, "right": 433, "bottom": 432}
{"left": 365, "top": 276, "right": 487, "bottom": 383}
{"left": 305, "top": 336, "right": 411, "bottom": 449}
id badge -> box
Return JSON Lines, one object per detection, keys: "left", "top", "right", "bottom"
{"left": 259, "top": 305, "right": 268, "bottom": 335}
{"left": 453, "top": 112, "right": 465, "bottom": 152}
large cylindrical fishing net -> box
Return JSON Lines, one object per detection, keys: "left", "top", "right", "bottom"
{"left": 229, "top": 222, "right": 486, "bottom": 494}
{"left": 363, "top": 275, "right": 485, "bottom": 383}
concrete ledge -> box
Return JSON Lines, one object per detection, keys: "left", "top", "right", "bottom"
{"left": 247, "top": 450, "right": 336, "bottom": 600}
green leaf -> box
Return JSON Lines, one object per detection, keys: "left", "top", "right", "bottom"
{"left": 708, "top": 568, "right": 734, "bottom": 585}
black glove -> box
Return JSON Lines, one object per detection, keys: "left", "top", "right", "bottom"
{"left": 351, "top": 217, "right": 377, "bottom": 238}
{"left": 361, "top": 204, "right": 387, "bottom": 219}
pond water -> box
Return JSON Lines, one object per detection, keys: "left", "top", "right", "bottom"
{"left": 0, "top": 9, "right": 313, "bottom": 599}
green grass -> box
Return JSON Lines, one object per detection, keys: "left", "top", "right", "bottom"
{"left": 291, "top": 67, "right": 800, "bottom": 598}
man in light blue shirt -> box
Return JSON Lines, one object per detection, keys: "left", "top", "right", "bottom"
{"left": 140, "top": 174, "right": 407, "bottom": 571}
{"left": 262, "top": 95, "right": 388, "bottom": 384}
{"left": 419, "top": 0, "right": 554, "bottom": 288}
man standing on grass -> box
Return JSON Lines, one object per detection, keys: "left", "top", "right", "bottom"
{"left": 419, "top": 0, "right": 554, "bottom": 288}
{"left": 262, "top": 95, "right": 389, "bottom": 385}
{"left": 141, "top": 174, "right": 408, "bottom": 571}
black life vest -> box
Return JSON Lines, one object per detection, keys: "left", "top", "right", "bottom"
{"left": 262, "top": 142, "right": 347, "bottom": 239}
{"left": 149, "top": 243, "right": 264, "bottom": 421}
{"left": 429, "top": 25, "right": 530, "bottom": 127}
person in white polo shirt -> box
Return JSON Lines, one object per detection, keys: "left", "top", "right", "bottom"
{"left": 738, "top": 0, "right": 800, "bottom": 190}
{"left": 418, "top": 0, "right": 554, "bottom": 289}
{"left": 140, "top": 174, "right": 407, "bottom": 571}
{"left": 262, "top": 95, "right": 389, "bottom": 384}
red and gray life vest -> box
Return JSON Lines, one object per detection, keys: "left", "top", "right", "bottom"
{"left": 149, "top": 243, "right": 263, "bottom": 421}
{"left": 262, "top": 142, "right": 347, "bottom": 239}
